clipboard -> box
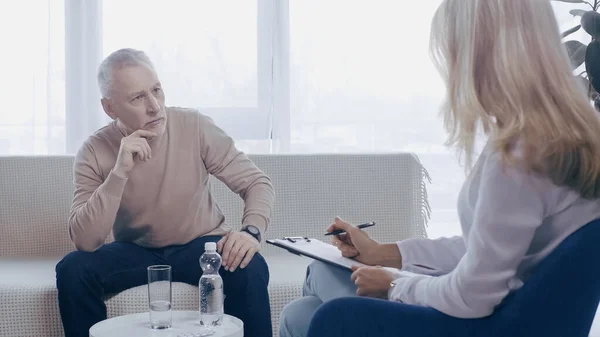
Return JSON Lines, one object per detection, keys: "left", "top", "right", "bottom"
{"left": 266, "top": 237, "right": 372, "bottom": 271}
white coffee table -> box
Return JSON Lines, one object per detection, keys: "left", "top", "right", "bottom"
{"left": 89, "top": 311, "right": 243, "bottom": 337}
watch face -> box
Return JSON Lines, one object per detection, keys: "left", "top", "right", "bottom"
{"left": 247, "top": 225, "right": 259, "bottom": 234}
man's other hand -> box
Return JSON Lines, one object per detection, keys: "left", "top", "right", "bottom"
{"left": 217, "top": 231, "right": 260, "bottom": 272}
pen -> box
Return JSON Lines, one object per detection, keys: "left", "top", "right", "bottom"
{"left": 324, "top": 221, "right": 376, "bottom": 236}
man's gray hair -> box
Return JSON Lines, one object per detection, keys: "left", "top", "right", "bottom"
{"left": 97, "top": 48, "right": 155, "bottom": 98}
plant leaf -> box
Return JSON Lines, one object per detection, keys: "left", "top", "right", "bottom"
{"left": 570, "top": 9, "right": 587, "bottom": 17}
{"left": 562, "top": 25, "right": 582, "bottom": 38}
{"left": 582, "top": 11, "right": 600, "bottom": 39}
{"left": 565, "top": 40, "right": 588, "bottom": 69}
{"left": 585, "top": 40, "right": 600, "bottom": 92}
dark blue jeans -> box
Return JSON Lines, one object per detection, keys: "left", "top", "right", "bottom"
{"left": 55, "top": 236, "right": 271, "bottom": 337}
{"left": 306, "top": 297, "right": 476, "bottom": 337}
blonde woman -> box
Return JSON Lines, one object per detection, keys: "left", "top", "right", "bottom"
{"left": 279, "top": 0, "right": 600, "bottom": 336}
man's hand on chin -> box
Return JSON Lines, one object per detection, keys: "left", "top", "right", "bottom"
{"left": 217, "top": 231, "right": 260, "bottom": 272}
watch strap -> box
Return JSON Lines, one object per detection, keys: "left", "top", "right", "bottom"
{"left": 241, "top": 224, "right": 262, "bottom": 242}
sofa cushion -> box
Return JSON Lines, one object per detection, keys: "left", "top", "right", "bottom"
{"left": 0, "top": 254, "right": 310, "bottom": 337}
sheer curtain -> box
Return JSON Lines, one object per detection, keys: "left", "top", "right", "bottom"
{"left": 282, "top": 0, "right": 461, "bottom": 239}
{"left": 0, "top": 0, "right": 65, "bottom": 155}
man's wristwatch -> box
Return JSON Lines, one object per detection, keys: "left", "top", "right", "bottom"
{"left": 241, "top": 224, "right": 261, "bottom": 243}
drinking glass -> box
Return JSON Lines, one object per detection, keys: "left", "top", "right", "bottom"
{"left": 148, "top": 265, "right": 172, "bottom": 329}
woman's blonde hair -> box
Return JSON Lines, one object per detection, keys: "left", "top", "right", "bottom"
{"left": 431, "top": 0, "right": 600, "bottom": 198}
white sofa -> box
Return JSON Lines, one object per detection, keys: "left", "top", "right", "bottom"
{"left": 0, "top": 154, "right": 430, "bottom": 337}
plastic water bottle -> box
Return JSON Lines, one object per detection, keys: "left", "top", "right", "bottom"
{"left": 199, "top": 242, "right": 224, "bottom": 328}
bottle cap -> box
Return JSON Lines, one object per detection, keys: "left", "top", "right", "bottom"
{"left": 205, "top": 242, "right": 217, "bottom": 251}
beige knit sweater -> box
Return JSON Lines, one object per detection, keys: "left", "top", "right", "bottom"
{"left": 68, "top": 107, "right": 274, "bottom": 251}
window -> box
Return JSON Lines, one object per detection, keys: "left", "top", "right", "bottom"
{"left": 104, "top": 0, "right": 259, "bottom": 108}
{"left": 0, "top": 0, "right": 277, "bottom": 156}
{"left": 102, "top": 0, "right": 274, "bottom": 140}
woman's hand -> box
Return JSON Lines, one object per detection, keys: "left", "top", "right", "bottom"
{"left": 350, "top": 265, "right": 396, "bottom": 299}
{"left": 328, "top": 217, "right": 381, "bottom": 265}
{"left": 328, "top": 217, "right": 404, "bottom": 268}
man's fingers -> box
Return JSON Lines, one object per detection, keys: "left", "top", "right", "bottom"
{"left": 125, "top": 131, "right": 156, "bottom": 161}
{"left": 137, "top": 143, "right": 150, "bottom": 161}
{"left": 141, "top": 139, "right": 151, "bottom": 160}
{"left": 229, "top": 243, "right": 250, "bottom": 271}
{"left": 125, "top": 139, "right": 152, "bottom": 161}
{"left": 131, "top": 129, "right": 158, "bottom": 138}
{"left": 130, "top": 143, "right": 146, "bottom": 161}
{"left": 240, "top": 247, "right": 257, "bottom": 269}
{"left": 217, "top": 235, "right": 228, "bottom": 254}
{"left": 222, "top": 235, "right": 237, "bottom": 266}
{"left": 131, "top": 142, "right": 147, "bottom": 161}
{"left": 225, "top": 240, "right": 244, "bottom": 271}
{"left": 229, "top": 242, "right": 251, "bottom": 271}
{"left": 131, "top": 138, "right": 152, "bottom": 161}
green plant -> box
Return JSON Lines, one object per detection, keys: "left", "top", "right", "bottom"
{"left": 557, "top": 0, "right": 600, "bottom": 109}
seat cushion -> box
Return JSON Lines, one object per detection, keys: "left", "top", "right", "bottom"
{"left": 0, "top": 254, "right": 310, "bottom": 337}
{"left": 0, "top": 258, "right": 64, "bottom": 337}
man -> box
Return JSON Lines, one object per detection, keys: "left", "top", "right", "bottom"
{"left": 55, "top": 48, "right": 275, "bottom": 337}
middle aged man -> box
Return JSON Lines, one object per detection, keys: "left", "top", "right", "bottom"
{"left": 55, "top": 48, "right": 275, "bottom": 337}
